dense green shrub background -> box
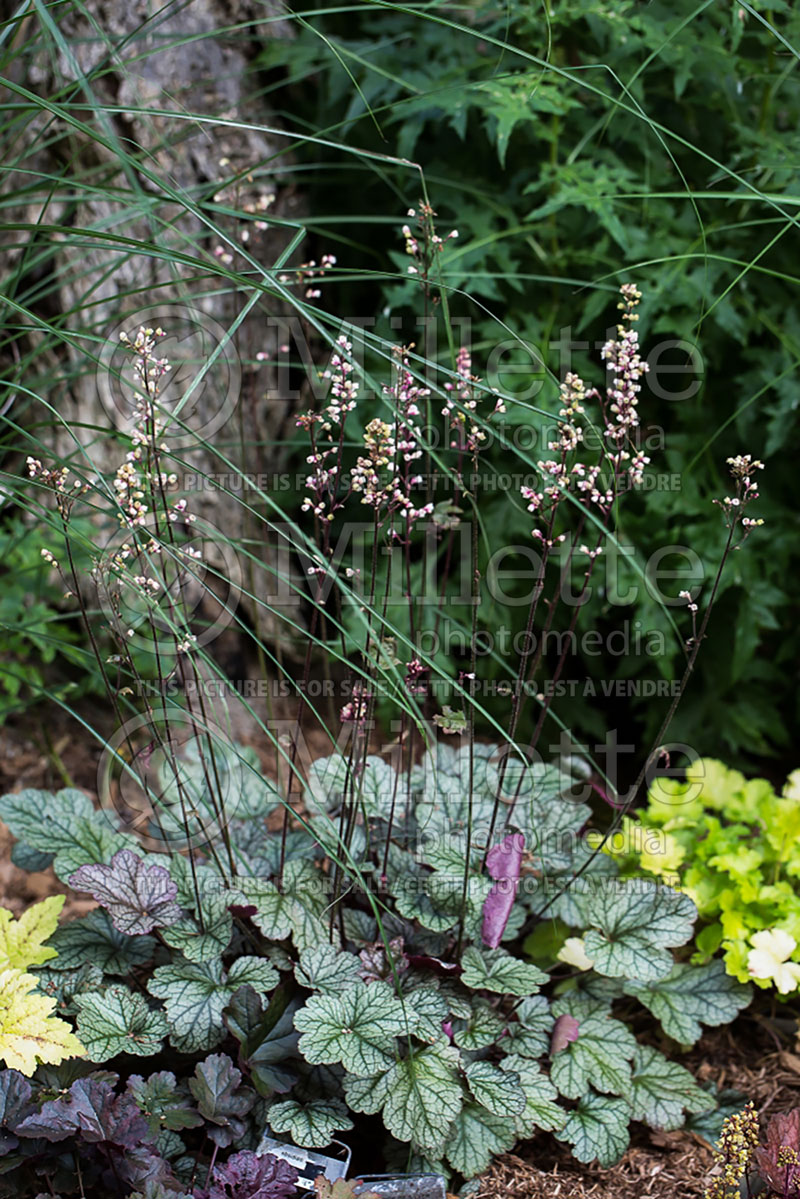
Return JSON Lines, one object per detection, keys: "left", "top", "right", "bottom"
{"left": 260, "top": 0, "right": 800, "bottom": 768}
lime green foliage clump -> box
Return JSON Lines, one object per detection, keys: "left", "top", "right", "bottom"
{"left": 0, "top": 896, "right": 85, "bottom": 1075}
{"left": 602, "top": 760, "right": 800, "bottom": 994}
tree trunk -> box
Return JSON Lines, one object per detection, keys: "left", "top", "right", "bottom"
{"left": 2, "top": 0, "right": 307, "bottom": 696}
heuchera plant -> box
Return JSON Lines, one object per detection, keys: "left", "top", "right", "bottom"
{"left": 600, "top": 759, "right": 800, "bottom": 996}
{"left": 16, "top": 225, "right": 766, "bottom": 1187}
{"left": 0, "top": 748, "right": 753, "bottom": 1185}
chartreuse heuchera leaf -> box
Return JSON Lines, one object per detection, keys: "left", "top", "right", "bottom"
{"left": 600, "top": 760, "right": 800, "bottom": 995}
{"left": 0, "top": 968, "right": 84, "bottom": 1075}
{"left": 0, "top": 896, "right": 64, "bottom": 970}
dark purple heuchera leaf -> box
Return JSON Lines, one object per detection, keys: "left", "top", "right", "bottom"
{"left": 754, "top": 1108, "right": 800, "bottom": 1197}
{"left": 16, "top": 1078, "right": 150, "bottom": 1147}
{"left": 0, "top": 1069, "right": 34, "bottom": 1151}
{"left": 118, "top": 1142, "right": 186, "bottom": 1192}
{"left": 188, "top": 1054, "right": 255, "bottom": 1148}
{"left": 195, "top": 1149, "right": 298, "bottom": 1199}
{"left": 68, "top": 849, "right": 183, "bottom": 936}
{"left": 550, "top": 1014, "right": 580, "bottom": 1055}
{"left": 481, "top": 833, "right": 525, "bottom": 949}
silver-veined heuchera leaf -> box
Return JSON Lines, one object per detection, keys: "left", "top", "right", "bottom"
{"left": 461, "top": 947, "right": 547, "bottom": 996}
{"left": 445, "top": 1102, "right": 517, "bottom": 1177}
{"left": 453, "top": 999, "right": 504, "bottom": 1051}
{"left": 149, "top": 956, "right": 278, "bottom": 1053}
{"left": 73, "top": 985, "right": 167, "bottom": 1061}
{"left": 464, "top": 1060, "right": 525, "bottom": 1117}
{"left": 382, "top": 1041, "right": 463, "bottom": 1156}
{"left": 500, "top": 1053, "right": 565, "bottom": 1134}
{"left": 548, "top": 1002, "right": 637, "bottom": 1100}
{"left": 580, "top": 880, "right": 696, "bottom": 983}
{"left": 69, "top": 850, "right": 183, "bottom": 937}
{"left": 623, "top": 960, "right": 751, "bottom": 1045}
{"left": 305, "top": 754, "right": 396, "bottom": 820}
{"left": 269, "top": 1097, "right": 353, "bottom": 1149}
{"left": 506, "top": 995, "right": 554, "bottom": 1059}
{"left": 628, "top": 1045, "right": 715, "bottom": 1130}
{"left": 294, "top": 982, "right": 409, "bottom": 1074}
{"left": 294, "top": 945, "right": 361, "bottom": 994}
{"left": 0, "top": 788, "right": 135, "bottom": 882}
{"left": 45, "top": 909, "right": 156, "bottom": 977}
{"left": 555, "top": 1089, "right": 630, "bottom": 1167}
{"left": 401, "top": 986, "right": 450, "bottom": 1044}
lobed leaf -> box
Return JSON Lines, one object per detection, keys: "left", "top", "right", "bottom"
{"left": 623, "top": 960, "right": 751, "bottom": 1045}
{"left": 68, "top": 849, "right": 183, "bottom": 937}
{"left": 74, "top": 986, "right": 167, "bottom": 1061}
{"left": 0, "top": 969, "right": 84, "bottom": 1076}
{"left": 548, "top": 1003, "right": 636, "bottom": 1100}
{"left": 188, "top": 1053, "right": 255, "bottom": 1147}
{"left": 295, "top": 982, "right": 408, "bottom": 1075}
{"left": 461, "top": 947, "right": 547, "bottom": 996}
{"left": 580, "top": 881, "right": 697, "bottom": 983}
{"left": 464, "top": 1061, "right": 525, "bottom": 1117}
{"left": 0, "top": 897, "right": 65, "bottom": 971}
{"left": 628, "top": 1045, "right": 715, "bottom": 1130}
{"left": 269, "top": 1097, "right": 353, "bottom": 1148}
{"left": 555, "top": 1090, "right": 631, "bottom": 1167}
{"left": 382, "top": 1041, "right": 463, "bottom": 1155}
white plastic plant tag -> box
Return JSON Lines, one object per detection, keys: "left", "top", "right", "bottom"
{"left": 257, "top": 1134, "right": 351, "bottom": 1191}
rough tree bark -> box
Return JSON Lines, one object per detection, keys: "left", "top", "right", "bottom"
{"left": 3, "top": 0, "right": 308, "bottom": 699}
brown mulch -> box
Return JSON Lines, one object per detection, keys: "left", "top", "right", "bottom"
{"left": 475, "top": 1023, "right": 800, "bottom": 1199}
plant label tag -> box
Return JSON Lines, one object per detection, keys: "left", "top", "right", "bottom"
{"left": 353, "top": 1174, "right": 448, "bottom": 1199}
{"left": 257, "top": 1134, "right": 351, "bottom": 1191}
